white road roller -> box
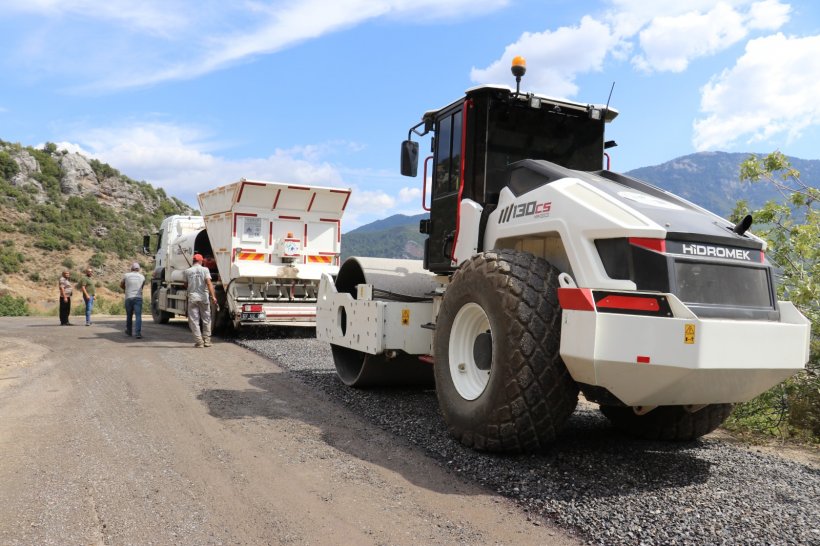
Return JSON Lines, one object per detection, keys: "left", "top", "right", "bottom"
{"left": 316, "top": 58, "right": 810, "bottom": 452}
{"left": 149, "top": 179, "right": 349, "bottom": 330}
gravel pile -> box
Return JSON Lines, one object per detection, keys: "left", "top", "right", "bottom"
{"left": 236, "top": 332, "right": 820, "bottom": 546}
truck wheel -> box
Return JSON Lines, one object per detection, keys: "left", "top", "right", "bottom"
{"left": 434, "top": 250, "right": 578, "bottom": 453}
{"left": 600, "top": 404, "right": 734, "bottom": 441}
{"left": 151, "top": 290, "right": 173, "bottom": 324}
{"left": 210, "top": 292, "right": 233, "bottom": 335}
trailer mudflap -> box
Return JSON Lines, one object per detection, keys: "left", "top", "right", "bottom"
{"left": 560, "top": 297, "right": 811, "bottom": 406}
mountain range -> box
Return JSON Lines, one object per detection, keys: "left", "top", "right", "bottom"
{"left": 341, "top": 151, "right": 820, "bottom": 259}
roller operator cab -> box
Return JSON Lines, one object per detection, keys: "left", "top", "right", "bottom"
{"left": 316, "top": 57, "right": 811, "bottom": 453}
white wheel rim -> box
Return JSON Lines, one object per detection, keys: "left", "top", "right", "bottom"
{"left": 449, "top": 302, "right": 491, "bottom": 400}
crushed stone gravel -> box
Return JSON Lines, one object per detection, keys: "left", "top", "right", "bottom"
{"left": 236, "top": 330, "right": 820, "bottom": 546}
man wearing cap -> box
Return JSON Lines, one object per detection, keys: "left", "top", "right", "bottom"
{"left": 183, "top": 253, "right": 217, "bottom": 348}
{"left": 121, "top": 262, "right": 145, "bottom": 339}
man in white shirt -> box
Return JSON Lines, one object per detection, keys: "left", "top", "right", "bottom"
{"left": 183, "top": 253, "right": 217, "bottom": 348}
{"left": 120, "top": 262, "right": 145, "bottom": 339}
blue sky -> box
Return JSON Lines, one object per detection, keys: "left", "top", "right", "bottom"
{"left": 2, "top": 0, "right": 819, "bottom": 229}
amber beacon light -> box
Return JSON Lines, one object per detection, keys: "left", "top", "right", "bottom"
{"left": 511, "top": 56, "right": 526, "bottom": 95}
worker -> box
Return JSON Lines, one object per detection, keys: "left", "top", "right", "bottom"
{"left": 182, "top": 253, "right": 217, "bottom": 348}
{"left": 121, "top": 262, "right": 145, "bottom": 339}
{"left": 58, "top": 270, "right": 73, "bottom": 326}
{"left": 78, "top": 267, "right": 96, "bottom": 326}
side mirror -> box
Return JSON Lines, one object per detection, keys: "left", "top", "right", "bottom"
{"left": 400, "top": 140, "right": 419, "bottom": 177}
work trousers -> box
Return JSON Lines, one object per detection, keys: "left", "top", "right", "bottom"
{"left": 59, "top": 297, "right": 71, "bottom": 325}
{"left": 187, "top": 299, "right": 211, "bottom": 342}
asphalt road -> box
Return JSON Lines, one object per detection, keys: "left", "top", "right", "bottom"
{"left": 0, "top": 316, "right": 579, "bottom": 545}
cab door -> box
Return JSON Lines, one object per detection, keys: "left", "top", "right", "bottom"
{"left": 425, "top": 106, "right": 463, "bottom": 273}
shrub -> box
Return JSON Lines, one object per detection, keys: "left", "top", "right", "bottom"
{"left": 61, "top": 257, "right": 75, "bottom": 269}
{"left": 0, "top": 294, "right": 29, "bottom": 316}
{"left": 89, "top": 253, "right": 106, "bottom": 267}
{"left": 28, "top": 272, "right": 40, "bottom": 282}
{"left": 34, "top": 235, "right": 69, "bottom": 251}
{"left": 0, "top": 243, "right": 24, "bottom": 273}
{"left": 88, "top": 158, "right": 120, "bottom": 180}
{"left": 0, "top": 151, "right": 19, "bottom": 181}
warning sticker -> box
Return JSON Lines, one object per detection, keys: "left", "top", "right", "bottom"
{"left": 401, "top": 309, "right": 410, "bottom": 326}
{"left": 684, "top": 323, "right": 696, "bottom": 344}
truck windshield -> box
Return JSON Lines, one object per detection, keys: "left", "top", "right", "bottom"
{"left": 486, "top": 100, "right": 604, "bottom": 174}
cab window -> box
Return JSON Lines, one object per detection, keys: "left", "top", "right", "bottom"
{"left": 434, "top": 109, "right": 462, "bottom": 196}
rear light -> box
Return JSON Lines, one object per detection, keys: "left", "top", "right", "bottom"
{"left": 558, "top": 288, "right": 673, "bottom": 317}
{"left": 628, "top": 237, "right": 666, "bottom": 253}
{"left": 596, "top": 294, "right": 660, "bottom": 312}
{"left": 594, "top": 291, "right": 672, "bottom": 317}
{"left": 242, "top": 304, "right": 263, "bottom": 312}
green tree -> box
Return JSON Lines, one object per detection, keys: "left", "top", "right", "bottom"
{"left": 727, "top": 151, "right": 819, "bottom": 440}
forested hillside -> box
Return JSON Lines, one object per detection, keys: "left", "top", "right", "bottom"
{"left": 0, "top": 140, "right": 193, "bottom": 311}
{"left": 341, "top": 213, "right": 428, "bottom": 260}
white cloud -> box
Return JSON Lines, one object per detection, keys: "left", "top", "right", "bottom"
{"left": 470, "top": 16, "right": 615, "bottom": 98}
{"left": 3, "top": 0, "right": 508, "bottom": 91}
{"left": 54, "top": 120, "right": 420, "bottom": 228}
{"left": 746, "top": 0, "right": 792, "bottom": 30}
{"left": 2, "top": 0, "right": 191, "bottom": 36}
{"left": 470, "top": 2, "right": 791, "bottom": 96}
{"left": 629, "top": 1, "right": 790, "bottom": 72}
{"left": 59, "top": 121, "right": 343, "bottom": 204}
{"left": 693, "top": 33, "right": 820, "bottom": 150}
{"left": 631, "top": 4, "right": 748, "bottom": 72}
{"left": 398, "top": 186, "right": 421, "bottom": 203}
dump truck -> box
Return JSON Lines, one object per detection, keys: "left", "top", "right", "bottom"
{"left": 316, "top": 57, "right": 811, "bottom": 452}
{"left": 148, "top": 179, "right": 350, "bottom": 330}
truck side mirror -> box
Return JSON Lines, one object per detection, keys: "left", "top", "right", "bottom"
{"left": 142, "top": 234, "right": 151, "bottom": 255}
{"left": 400, "top": 140, "right": 419, "bottom": 177}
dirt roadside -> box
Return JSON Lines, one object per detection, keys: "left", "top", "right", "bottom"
{"left": 0, "top": 317, "right": 581, "bottom": 545}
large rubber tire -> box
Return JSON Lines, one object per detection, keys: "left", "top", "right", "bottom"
{"left": 151, "top": 289, "right": 173, "bottom": 324}
{"left": 600, "top": 404, "right": 734, "bottom": 441}
{"left": 434, "top": 250, "right": 578, "bottom": 453}
{"left": 210, "top": 290, "right": 233, "bottom": 335}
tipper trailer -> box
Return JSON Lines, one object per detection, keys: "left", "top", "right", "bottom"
{"left": 149, "top": 179, "right": 350, "bottom": 330}
{"left": 316, "top": 58, "right": 811, "bottom": 452}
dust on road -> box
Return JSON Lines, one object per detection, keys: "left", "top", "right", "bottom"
{"left": 0, "top": 317, "right": 579, "bottom": 545}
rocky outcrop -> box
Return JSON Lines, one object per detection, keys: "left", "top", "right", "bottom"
{"left": 0, "top": 142, "right": 194, "bottom": 216}
{"left": 59, "top": 153, "right": 99, "bottom": 197}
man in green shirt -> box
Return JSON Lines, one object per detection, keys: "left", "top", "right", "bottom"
{"left": 78, "top": 267, "right": 96, "bottom": 326}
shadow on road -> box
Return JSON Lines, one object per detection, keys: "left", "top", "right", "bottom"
{"left": 198, "top": 368, "right": 713, "bottom": 501}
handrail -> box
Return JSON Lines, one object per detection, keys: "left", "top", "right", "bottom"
{"left": 422, "top": 155, "right": 434, "bottom": 212}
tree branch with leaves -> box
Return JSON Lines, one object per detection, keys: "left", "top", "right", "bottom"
{"left": 728, "top": 151, "right": 819, "bottom": 440}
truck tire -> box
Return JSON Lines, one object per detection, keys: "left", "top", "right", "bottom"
{"left": 434, "top": 250, "right": 578, "bottom": 453}
{"left": 600, "top": 404, "right": 734, "bottom": 441}
{"left": 151, "top": 289, "right": 173, "bottom": 324}
{"left": 210, "top": 291, "right": 233, "bottom": 335}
